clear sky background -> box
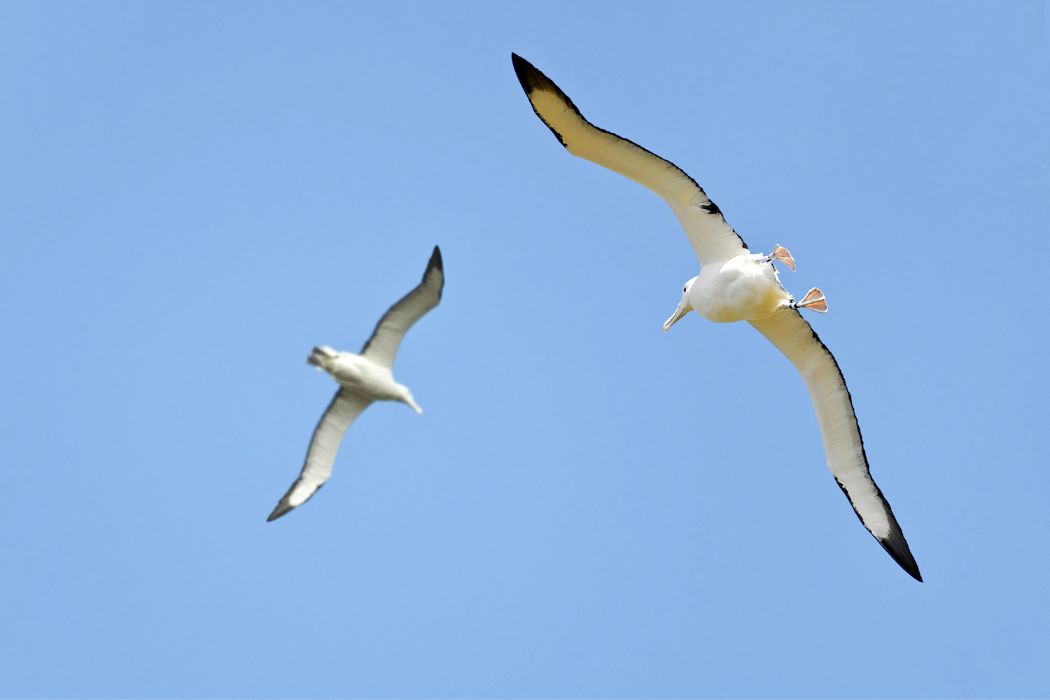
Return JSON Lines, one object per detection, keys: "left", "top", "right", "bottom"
{"left": 2, "top": 1, "right": 1048, "bottom": 697}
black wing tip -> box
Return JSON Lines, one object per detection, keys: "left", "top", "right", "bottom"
{"left": 878, "top": 535, "right": 924, "bottom": 582}
{"left": 511, "top": 52, "right": 540, "bottom": 94}
{"left": 266, "top": 503, "right": 293, "bottom": 522}
{"left": 427, "top": 245, "right": 443, "bottom": 274}
{"left": 424, "top": 245, "right": 444, "bottom": 297}
{"left": 510, "top": 52, "right": 566, "bottom": 103}
{"left": 510, "top": 53, "right": 581, "bottom": 148}
{"left": 832, "top": 476, "right": 923, "bottom": 582}
{"left": 423, "top": 245, "right": 445, "bottom": 301}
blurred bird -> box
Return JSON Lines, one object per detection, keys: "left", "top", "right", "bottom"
{"left": 267, "top": 246, "right": 444, "bottom": 522}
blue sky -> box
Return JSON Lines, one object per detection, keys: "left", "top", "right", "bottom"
{"left": 1, "top": 1, "right": 1048, "bottom": 697}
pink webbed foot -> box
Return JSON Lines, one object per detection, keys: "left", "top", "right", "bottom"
{"left": 771, "top": 244, "right": 796, "bottom": 271}
{"left": 792, "top": 287, "right": 827, "bottom": 313}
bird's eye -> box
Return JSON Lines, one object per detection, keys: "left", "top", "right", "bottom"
{"left": 683, "top": 285, "right": 687, "bottom": 292}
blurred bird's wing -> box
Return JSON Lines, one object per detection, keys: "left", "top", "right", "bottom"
{"left": 267, "top": 389, "right": 371, "bottom": 522}
{"left": 360, "top": 246, "right": 444, "bottom": 369}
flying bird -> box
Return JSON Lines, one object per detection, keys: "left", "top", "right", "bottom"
{"left": 511, "top": 53, "right": 921, "bottom": 581}
{"left": 267, "top": 246, "right": 444, "bottom": 522}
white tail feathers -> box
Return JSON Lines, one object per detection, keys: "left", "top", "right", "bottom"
{"left": 307, "top": 345, "right": 337, "bottom": 368}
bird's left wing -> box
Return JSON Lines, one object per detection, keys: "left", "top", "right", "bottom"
{"left": 749, "top": 309, "right": 922, "bottom": 581}
{"left": 512, "top": 53, "right": 749, "bottom": 267}
{"left": 267, "top": 389, "right": 371, "bottom": 522}
{"left": 360, "top": 246, "right": 444, "bottom": 369}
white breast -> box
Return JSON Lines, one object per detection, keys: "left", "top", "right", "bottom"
{"left": 691, "top": 255, "right": 790, "bottom": 323}
{"left": 330, "top": 353, "right": 403, "bottom": 401}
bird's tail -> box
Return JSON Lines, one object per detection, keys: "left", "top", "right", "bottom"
{"left": 307, "top": 345, "right": 337, "bottom": 368}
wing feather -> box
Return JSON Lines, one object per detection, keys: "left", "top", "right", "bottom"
{"left": 749, "top": 309, "right": 922, "bottom": 581}
{"left": 267, "top": 389, "right": 371, "bottom": 522}
{"left": 360, "top": 246, "right": 444, "bottom": 369}
{"left": 512, "top": 53, "right": 748, "bottom": 266}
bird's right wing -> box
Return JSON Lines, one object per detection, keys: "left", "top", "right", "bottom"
{"left": 267, "top": 389, "right": 371, "bottom": 522}
{"left": 511, "top": 53, "right": 749, "bottom": 267}
{"left": 360, "top": 246, "right": 444, "bottom": 369}
{"left": 749, "top": 309, "right": 922, "bottom": 581}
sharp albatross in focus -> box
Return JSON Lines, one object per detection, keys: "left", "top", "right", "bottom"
{"left": 267, "top": 246, "right": 444, "bottom": 522}
{"left": 511, "top": 53, "right": 921, "bottom": 581}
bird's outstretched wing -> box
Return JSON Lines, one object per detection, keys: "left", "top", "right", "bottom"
{"left": 511, "top": 53, "right": 748, "bottom": 267}
{"left": 267, "top": 390, "right": 371, "bottom": 522}
{"left": 360, "top": 246, "right": 444, "bottom": 369}
{"left": 749, "top": 309, "right": 922, "bottom": 581}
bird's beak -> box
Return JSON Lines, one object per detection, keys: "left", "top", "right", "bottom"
{"left": 663, "top": 301, "right": 690, "bottom": 332}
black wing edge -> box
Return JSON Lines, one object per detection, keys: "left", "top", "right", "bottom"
{"left": 832, "top": 478, "right": 923, "bottom": 582}
{"left": 266, "top": 497, "right": 295, "bottom": 522}
{"left": 401, "top": 244, "right": 444, "bottom": 302}
{"left": 425, "top": 244, "right": 443, "bottom": 288}
{"left": 266, "top": 390, "right": 348, "bottom": 522}
{"left": 509, "top": 53, "right": 746, "bottom": 248}
{"left": 266, "top": 482, "right": 326, "bottom": 522}
{"left": 359, "top": 245, "right": 444, "bottom": 355}
{"left": 801, "top": 313, "right": 922, "bottom": 583}
{"left": 511, "top": 53, "right": 588, "bottom": 147}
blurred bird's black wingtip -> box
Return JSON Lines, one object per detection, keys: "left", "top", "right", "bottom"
{"left": 266, "top": 504, "right": 292, "bottom": 522}
{"left": 427, "top": 245, "right": 443, "bottom": 274}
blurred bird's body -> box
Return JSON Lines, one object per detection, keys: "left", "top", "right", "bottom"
{"left": 308, "top": 345, "right": 421, "bottom": 412}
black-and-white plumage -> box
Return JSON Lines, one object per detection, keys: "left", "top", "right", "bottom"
{"left": 751, "top": 310, "right": 920, "bottom": 579}
{"left": 512, "top": 54, "right": 921, "bottom": 581}
{"left": 267, "top": 246, "right": 444, "bottom": 522}
{"left": 512, "top": 53, "right": 748, "bottom": 267}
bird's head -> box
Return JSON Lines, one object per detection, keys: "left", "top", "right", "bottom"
{"left": 663, "top": 276, "right": 697, "bottom": 332}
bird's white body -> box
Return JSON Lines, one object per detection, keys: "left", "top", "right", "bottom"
{"left": 310, "top": 345, "right": 420, "bottom": 410}
{"left": 691, "top": 254, "right": 790, "bottom": 323}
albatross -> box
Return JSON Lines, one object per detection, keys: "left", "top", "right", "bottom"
{"left": 511, "top": 53, "right": 922, "bottom": 581}
{"left": 267, "top": 246, "right": 444, "bottom": 522}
